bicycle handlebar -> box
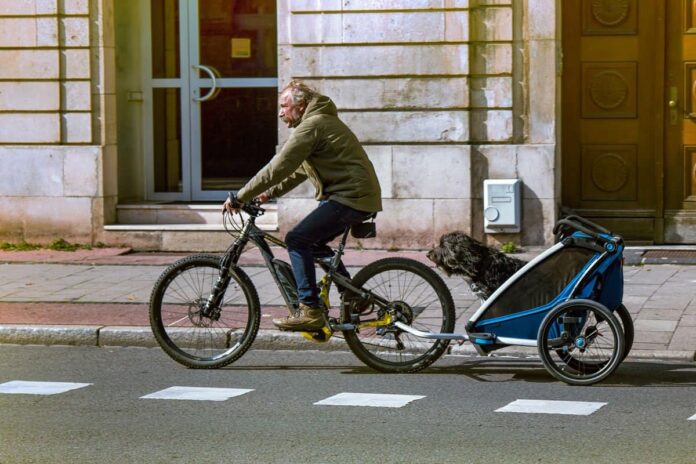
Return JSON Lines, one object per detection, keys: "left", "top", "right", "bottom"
{"left": 225, "top": 193, "right": 265, "bottom": 218}
{"left": 241, "top": 200, "right": 265, "bottom": 217}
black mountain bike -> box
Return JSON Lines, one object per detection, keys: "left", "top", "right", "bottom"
{"left": 149, "top": 199, "right": 455, "bottom": 373}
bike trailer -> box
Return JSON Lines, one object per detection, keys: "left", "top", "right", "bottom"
{"left": 467, "top": 225, "right": 623, "bottom": 348}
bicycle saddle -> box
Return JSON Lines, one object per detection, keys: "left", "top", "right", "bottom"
{"left": 351, "top": 213, "right": 377, "bottom": 238}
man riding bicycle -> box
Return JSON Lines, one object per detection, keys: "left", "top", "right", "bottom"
{"left": 223, "top": 80, "right": 382, "bottom": 332}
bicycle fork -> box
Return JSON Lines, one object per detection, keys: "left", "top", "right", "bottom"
{"left": 202, "top": 238, "right": 246, "bottom": 319}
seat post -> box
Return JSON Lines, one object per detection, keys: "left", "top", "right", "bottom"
{"left": 330, "top": 227, "right": 351, "bottom": 270}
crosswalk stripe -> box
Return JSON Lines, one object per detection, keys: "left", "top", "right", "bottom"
{"left": 0, "top": 381, "right": 91, "bottom": 396}
{"left": 3, "top": 379, "right": 693, "bottom": 420}
{"left": 314, "top": 392, "right": 425, "bottom": 408}
{"left": 140, "top": 386, "right": 254, "bottom": 401}
{"left": 496, "top": 399, "right": 607, "bottom": 416}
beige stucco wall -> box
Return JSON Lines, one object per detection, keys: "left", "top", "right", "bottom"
{"left": 0, "top": 0, "right": 117, "bottom": 243}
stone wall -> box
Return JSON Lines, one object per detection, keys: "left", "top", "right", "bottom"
{"left": 0, "top": 0, "right": 559, "bottom": 249}
{"left": 277, "top": 1, "right": 472, "bottom": 250}
{"left": 276, "top": 0, "right": 559, "bottom": 249}
{"left": 0, "top": 0, "right": 116, "bottom": 243}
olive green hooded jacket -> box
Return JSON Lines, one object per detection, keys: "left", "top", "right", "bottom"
{"left": 236, "top": 94, "right": 382, "bottom": 213}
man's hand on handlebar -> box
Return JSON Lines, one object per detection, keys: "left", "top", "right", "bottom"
{"left": 256, "top": 192, "right": 270, "bottom": 204}
{"left": 222, "top": 193, "right": 243, "bottom": 215}
{"left": 222, "top": 192, "right": 270, "bottom": 215}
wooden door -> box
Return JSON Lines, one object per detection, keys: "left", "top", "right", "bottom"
{"left": 665, "top": 1, "right": 696, "bottom": 232}
{"left": 562, "top": 0, "right": 665, "bottom": 243}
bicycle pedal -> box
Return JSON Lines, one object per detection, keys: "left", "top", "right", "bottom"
{"left": 300, "top": 325, "right": 333, "bottom": 343}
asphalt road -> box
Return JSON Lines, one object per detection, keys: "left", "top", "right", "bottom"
{"left": 1, "top": 346, "right": 695, "bottom": 464}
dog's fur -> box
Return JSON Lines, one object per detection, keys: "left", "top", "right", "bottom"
{"left": 427, "top": 232, "right": 527, "bottom": 301}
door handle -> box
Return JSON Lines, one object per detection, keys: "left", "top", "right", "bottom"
{"left": 669, "top": 86, "right": 679, "bottom": 125}
{"left": 668, "top": 87, "right": 696, "bottom": 121}
{"left": 192, "top": 64, "right": 220, "bottom": 102}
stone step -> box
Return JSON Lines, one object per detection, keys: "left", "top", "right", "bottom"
{"left": 100, "top": 228, "right": 251, "bottom": 252}
{"left": 113, "top": 203, "right": 278, "bottom": 230}
{"left": 102, "top": 203, "right": 279, "bottom": 252}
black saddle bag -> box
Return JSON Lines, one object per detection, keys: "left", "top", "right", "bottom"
{"left": 350, "top": 214, "right": 377, "bottom": 238}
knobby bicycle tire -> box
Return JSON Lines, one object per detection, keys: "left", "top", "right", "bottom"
{"left": 342, "top": 257, "right": 456, "bottom": 373}
{"left": 149, "top": 254, "right": 260, "bottom": 369}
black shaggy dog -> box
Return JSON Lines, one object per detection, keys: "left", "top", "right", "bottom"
{"left": 427, "top": 232, "right": 527, "bottom": 301}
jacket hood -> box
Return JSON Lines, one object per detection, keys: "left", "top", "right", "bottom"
{"left": 302, "top": 95, "right": 338, "bottom": 121}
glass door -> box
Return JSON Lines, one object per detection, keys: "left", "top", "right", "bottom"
{"left": 145, "top": 0, "right": 277, "bottom": 202}
{"left": 189, "top": 0, "right": 278, "bottom": 200}
{"left": 146, "top": 0, "right": 189, "bottom": 201}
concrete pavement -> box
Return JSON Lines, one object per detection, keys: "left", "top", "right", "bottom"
{"left": 0, "top": 246, "right": 695, "bottom": 362}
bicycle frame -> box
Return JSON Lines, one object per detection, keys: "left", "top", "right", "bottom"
{"left": 205, "top": 209, "right": 394, "bottom": 340}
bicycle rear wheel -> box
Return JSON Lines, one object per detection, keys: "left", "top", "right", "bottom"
{"left": 149, "top": 254, "right": 260, "bottom": 368}
{"left": 342, "top": 257, "right": 455, "bottom": 373}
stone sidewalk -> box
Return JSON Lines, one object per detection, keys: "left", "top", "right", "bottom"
{"left": 0, "top": 247, "right": 695, "bottom": 361}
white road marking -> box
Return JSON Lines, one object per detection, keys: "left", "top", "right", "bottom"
{"left": 496, "top": 399, "right": 607, "bottom": 416}
{"left": 140, "top": 386, "right": 254, "bottom": 401}
{"left": 0, "top": 381, "right": 91, "bottom": 395}
{"left": 314, "top": 392, "right": 425, "bottom": 408}
{"left": 689, "top": 413, "right": 696, "bottom": 421}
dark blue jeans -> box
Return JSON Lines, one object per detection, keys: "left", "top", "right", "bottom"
{"left": 285, "top": 200, "right": 371, "bottom": 307}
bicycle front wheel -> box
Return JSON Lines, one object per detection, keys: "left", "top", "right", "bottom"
{"left": 149, "top": 254, "right": 260, "bottom": 368}
{"left": 342, "top": 258, "right": 455, "bottom": 373}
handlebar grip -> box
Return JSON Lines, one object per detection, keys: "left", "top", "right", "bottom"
{"left": 226, "top": 192, "right": 243, "bottom": 209}
{"left": 225, "top": 192, "right": 264, "bottom": 217}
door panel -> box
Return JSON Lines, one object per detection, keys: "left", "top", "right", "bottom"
{"left": 152, "top": 88, "right": 183, "bottom": 193}
{"left": 151, "top": 0, "right": 180, "bottom": 80}
{"left": 198, "top": 0, "right": 277, "bottom": 78}
{"left": 189, "top": 0, "right": 277, "bottom": 200}
{"left": 562, "top": 0, "right": 663, "bottom": 242}
{"left": 145, "top": 0, "right": 277, "bottom": 201}
{"left": 200, "top": 87, "right": 277, "bottom": 191}
{"left": 665, "top": 0, "right": 696, "bottom": 212}
{"left": 147, "top": 0, "right": 189, "bottom": 200}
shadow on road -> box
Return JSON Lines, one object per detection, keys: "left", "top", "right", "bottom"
{"left": 226, "top": 357, "right": 696, "bottom": 387}
{"left": 424, "top": 358, "right": 696, "bottom": 387}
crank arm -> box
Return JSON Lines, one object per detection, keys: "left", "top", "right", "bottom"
{"left": 329, "top": 314, "right": 393, "bottom": 332}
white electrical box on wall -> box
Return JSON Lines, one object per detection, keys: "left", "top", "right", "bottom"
{"left": 483, "top": 179, "right": 522, "bottom": 233}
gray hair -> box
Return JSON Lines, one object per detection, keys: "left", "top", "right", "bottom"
{"left": 281, "top": 80, "right": 317, "bottom": 105}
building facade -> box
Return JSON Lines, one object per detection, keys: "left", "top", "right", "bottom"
{"left": 0, "top": 0, "right": 693, "bottom": 250}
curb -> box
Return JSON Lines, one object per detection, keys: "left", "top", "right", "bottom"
{"left": 1, "top": 325, "right": 694, "bottom": 363}
{"left": 0, "top": 325, "right": 102, "bottom": 346}
{"left": 0, "top": 325, "right": 352, "bottom": 351}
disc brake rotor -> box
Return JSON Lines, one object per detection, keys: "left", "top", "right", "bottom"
{"left": 188, "top": 299, "right": 216, "bottom": 328}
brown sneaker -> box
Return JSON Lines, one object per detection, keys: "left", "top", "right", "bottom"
{"left": 273, "top": 304, "right": 326, "bottom": 331}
